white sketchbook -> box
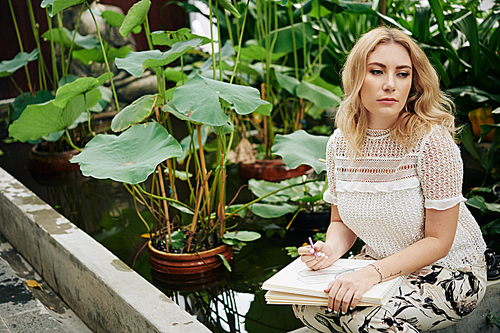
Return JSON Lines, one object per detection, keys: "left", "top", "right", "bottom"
{"left": 262, "top": 258, "right": 406, "bottom": 306}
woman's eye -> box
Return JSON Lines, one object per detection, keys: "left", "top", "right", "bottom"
{"left": 370, "top": 70, "right": 383, "bottom": 75}
{"left": 398, "top": 72, "right": 410, "bottom": 78}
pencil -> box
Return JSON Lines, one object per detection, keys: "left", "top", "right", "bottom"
{"left": 308, "top": 237, "right": 319, "bottom": 261}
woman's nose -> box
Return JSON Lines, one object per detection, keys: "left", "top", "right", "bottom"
{"left": 383, "top": 77, "right": 395, "bottom": 92}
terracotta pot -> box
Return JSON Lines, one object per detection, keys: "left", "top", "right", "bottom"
{"left": 28, "top": 144, "right": 81, "bottom": 174}
{"left": 148, "top": 242, "right": 233, "bottom": 278}
{"left": 239, "top": 159, "right": 312, "bottom": 182}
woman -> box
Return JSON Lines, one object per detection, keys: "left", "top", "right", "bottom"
{"left": 294, "top": 27, "right": 487, "bottom": 332}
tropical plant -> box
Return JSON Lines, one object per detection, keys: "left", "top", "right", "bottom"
{"left": 69, "top": 0, "right": 291, "bottom": 255}
{"left": 4, "top": 0, "right": 120, "bottom": 152}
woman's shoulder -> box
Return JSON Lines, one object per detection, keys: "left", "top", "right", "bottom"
{"left": 418, "top": 124, "right": 459, "bottom": 156}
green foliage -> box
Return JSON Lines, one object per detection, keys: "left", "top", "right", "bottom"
{"left": 71, "top": 122, "right": 183, "bottom": 184}
{"left": 119, "top": 0, "right": 151, "bottom": 38}
{"left": 0, "top": 49, "right": 39, "bottom": 78}
{"left": 111, "top": 94, "right": 162, "bottom": 132}
{"left": 272, "top": 130, "right": 329, "bottom": 173}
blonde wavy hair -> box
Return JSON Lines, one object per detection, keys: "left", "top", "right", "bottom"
{"left": 335, "top": 27, "right": 455, "bottom": 156}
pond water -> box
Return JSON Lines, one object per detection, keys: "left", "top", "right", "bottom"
{"left": 1, "top": 140, "right": 498, "bottom": 333}
{"left": 0, "top": 140, "right": 313, "bottom": 332}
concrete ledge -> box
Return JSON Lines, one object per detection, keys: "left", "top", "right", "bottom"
{"left": 288, "top": 277, "right": 500, "bottom": 333}
{"left": 0, "top": 167, "right": 210, "bottom": 333}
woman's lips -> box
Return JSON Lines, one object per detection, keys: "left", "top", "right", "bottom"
{"left": 378, "top": 98, "right": 397, "bottom": 105}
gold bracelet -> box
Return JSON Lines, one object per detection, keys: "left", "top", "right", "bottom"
{"left": 368, "top": 263, "right": 383, "bottom": 284}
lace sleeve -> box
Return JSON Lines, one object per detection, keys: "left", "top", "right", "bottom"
{"left": 418, "top": 127, "right": 466, "bottom": 210}
{"left": 323, "top": 134, "right": 337, "bottom": 205}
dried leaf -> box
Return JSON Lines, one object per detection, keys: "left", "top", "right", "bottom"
{"left": 26, "top": 280, "right": 43, "bottom": 291}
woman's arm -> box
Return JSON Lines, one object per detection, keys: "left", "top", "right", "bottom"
{"left": 325, "top": 204, "right": 459, "bottom": 314}
{"left": 298, "top": 205, "right": 358, "bottom": 270}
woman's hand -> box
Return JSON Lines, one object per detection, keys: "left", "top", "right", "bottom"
{"left": 298, "top": 241, "right": 336, "bottom": 270}
{"left": 324, "top": 265, "right": 380, "bottom": 314}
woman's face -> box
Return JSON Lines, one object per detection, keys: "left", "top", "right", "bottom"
{"left": 360, "top": 42, "right": 412, "bottom": 129}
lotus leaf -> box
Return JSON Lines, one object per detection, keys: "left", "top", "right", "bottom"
{"left": 248, "top": 203, "right": 298, "bottom": 218}
{"left": 111, "top": 94, "right": 161, "bottom": 132}
{"left": 9, "top": 90, "right": 100, "bottom": 142}
{"left": 41, "top": 0, "right": 84, "bottom": 16}
{"left": 274, "top": 71, "right": 300, "bottom": 96}
{"left": 166, "top": 230, "right": 186, "bottom": 249}
{"left": 164, "top": 67, "right": 188, "bottom": 84}
{"left": 272, "top": 130, "right": 329, "bottom": 173}
{"left": 119, "top": 0, "right": 151, "bottom": 38}
{"left": 54, "top": 73, "right": 112, "bottom": 108}
{"left": 248, "top": 177, "right": 313, "bottom": 203}
{"left": 101, "top": 10, "right": 142, "bottom": 34}
{"left": 11, "top": 90, "right": 54, "bottom": 121}
{"left": 71, "top": 122, "right": 182, "bottom": 184}
{"left": 0, "top": 49, "right": 39, "bottom": 78}
{"left": 73, "top": 44, "right": 132, "bottom": 65}
{"left": 151, "top": 28, "right": 211, "bottom": 47}
{"left": 296, "top": 81, "right": 341, "bottom": 109}
{"left": 115, "top": 39, "right": 201, "bottom": 77}
{"left": 90, "top": 86, "right": 112, "bottom": 112}
{"left": 173, "top": 75, "right": 272, "bottom": 126}
{"left": 223, "top": 231, "right": 261, "bottom": 242}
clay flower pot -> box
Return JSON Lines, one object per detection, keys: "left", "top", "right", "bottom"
{"left": 239, "top": 158, "right": 312, "bottom": 182}
{"left": 148, "top": 242, "right": 233, "bottom": 281}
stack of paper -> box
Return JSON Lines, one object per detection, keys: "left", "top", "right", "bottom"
{"left": 262, "top": 258, "right": 406, "bottom": 306}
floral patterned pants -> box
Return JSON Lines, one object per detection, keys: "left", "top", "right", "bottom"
{"left": 293, "top": 254, "right": 487, "bottom": 333}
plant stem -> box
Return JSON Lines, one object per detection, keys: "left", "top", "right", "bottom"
{"left": 8, "top": 0, "right": 33, "bottom": 93}
{"left": 288, "top": 5, "right": 299, "bottom": 80}
{"left": 47, "top": 9, "right": 59, "bottom": 89}
{"left": 27, "top": 0, "right": 46, "bottom": 91}
{"left": 56, "top": 13, "right": 67, "bottom": 78}
{"left": 134, "top": 183, "right": 194, "bottom": 212}
{"left": 208, "top": 0, "right": 217, "bottom": 80}
{"left": 9, "top": 77, "right": 24, "bottom": 95}
{"left": 143, "top": 16, "right": 154, "bottom": 50}
{"left": 197, "top": 124, "right": 211, "bottom": 213}
{"left": 156, "top": 165, "right": 172, "bottom": 252}
{"left": 64, "top": 4, "right": 85, "bottom": 77}
{"left": 86, "top": 3, "right": 120, "bottom": 112}
{"left": 230, "top": 0, "right": 250, "bottom": 84}
{"left": 64, "top": 130, "right": 82, "bottom": 151}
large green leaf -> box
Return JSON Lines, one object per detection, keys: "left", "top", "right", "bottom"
{"left": 151, "top": 28, "right": 211, "bottom": 47}
{"left": 43, "top": 0, "right": 85, "bottom": 17}
{"left": 248, "top": 203, "right": 298, "bottom": 218}
{"left": 266, "top": 22, "right": 315, "bottom": 54}
{"left": 239, "top": 43, "right": 287, "bottom": 62}
{"left": 0, "top": 49, "right": 39, "bottom": 78}
{"left": 73, "top": 44, "right": 132, "bottom": 65}
{"left": 248, "top": 177, "right": 313, "bottom": 203}
{"left": 115, "top": 39, "right": 201, "bottom": 77}
{"left": 9, "top": 90, "right": 100, "bottom": 142}
{"left": 101, "top": 10, "right": 142, "bottom": 34}
{"left": 173, "top": 75, "right": 272, "bottom": 126}
{"left": 42, "top": 27, "right": 99, "bottom": 50}
{"left": 119, "top": 0, "right": 151, "bottom": 38}
{"left": 296, "top": 81, "right": 341, "bottom": 109}
{"left": 274, "top": 71, "right": 300, "bottom": 95}
{"left": 223, "top": 231, "right": 261, "bottom": 242}
{"left": 11, "top": 90, "right": 54, "bottom": 121}
{"left": 53, "top": 73, "right": 112, "bottom": 108}
{"left": 453, "top": 12, "right": 480, "bottom": 78}
{"left": 272, "top": 130, "right": 329, "bottom": 173}
{"left": 111, "top": 94, "right": 161, "bottom": 132}
{"left": 71, "top": 122, "right": 182, "bottom": 184}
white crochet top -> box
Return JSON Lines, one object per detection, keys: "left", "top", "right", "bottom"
{"left": 323, "top": 126, "right": 486, "bottom": 270}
